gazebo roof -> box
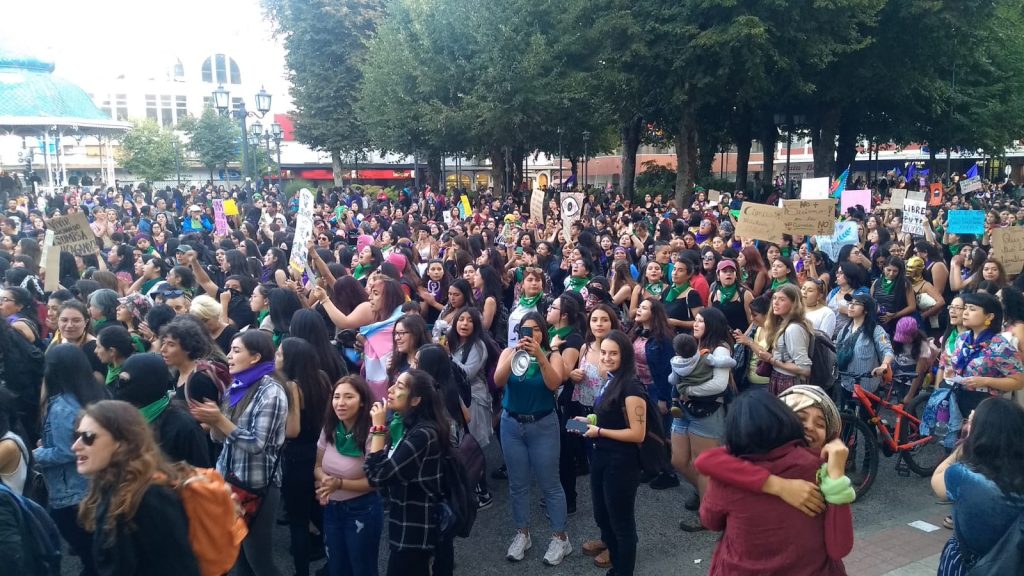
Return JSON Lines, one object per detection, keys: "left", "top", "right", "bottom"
{"left": 0, "top": 43, "right": 131, "bottom": 137}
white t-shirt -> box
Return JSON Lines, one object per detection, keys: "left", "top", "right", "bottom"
{"left": 805, "top": 306, "right": 837, "bottom": 338}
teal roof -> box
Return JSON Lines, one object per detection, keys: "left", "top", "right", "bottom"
{"left": 0, "top": 43, "right": 129, "bottom": 135}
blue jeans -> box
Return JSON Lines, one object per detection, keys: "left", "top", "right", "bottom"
{"left": 500, "top": 410, "right": 567, "bottom": 532}
{"left": 323, "top": 492, "right": 384, "bottom": 576}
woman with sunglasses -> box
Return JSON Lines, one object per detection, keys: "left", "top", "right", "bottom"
{"left": 34, "top": 344, "right": 108, "bottom": 575}
{"left": 72, "top": 400, "right": 200, "bottom": 575}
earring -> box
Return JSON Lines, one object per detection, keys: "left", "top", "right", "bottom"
{"left": 985, "top": 320, "right": 992, "bottom": 327}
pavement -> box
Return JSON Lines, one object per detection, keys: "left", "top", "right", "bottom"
{"left": 60, "top": 440, "right": 949, "bottom": 575}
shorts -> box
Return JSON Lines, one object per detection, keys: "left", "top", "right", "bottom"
{"left": 671, "top": 406, "right": 725, "bottom": 439}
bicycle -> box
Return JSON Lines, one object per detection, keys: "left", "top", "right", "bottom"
{"left": 833, "top": 372, "right": 946, "bottom": 499}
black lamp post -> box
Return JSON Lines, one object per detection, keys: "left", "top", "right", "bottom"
{"left": 557, "top": 126, "right": 563, "bottom": 191}
{"left": 271, "top": 122, "right": 283, "bottom": 186}
{"left": 582, "top": 130, "right": 590, "bottom": 191}
{"left": 212, "top": 84, "right": 272, "bottom": 184}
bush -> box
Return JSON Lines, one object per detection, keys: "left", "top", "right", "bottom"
{"left": 284, "top": 179, "right": 315, "bottom": 199}
{"left": 635, "top": 161, "right": 676, "bottom": 201}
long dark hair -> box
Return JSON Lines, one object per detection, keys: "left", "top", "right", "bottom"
{"left": 596, "top": 330, "right": 638, "bottom": 412}
{"left": 553, "top": 293, "right": 586, "bottom": 336}
{"left": 961, "top": 397, "right": 1024, "bottom": 496}
{"left": 476, "top": 265, "right": 503, "bottom": 307}
{"left": 43, "top": 344, "right": 108, "bottom": 406}
{"left": 397, "top": 369, "right": 452, "bottom": 454}
{"left": 416, "top": 344, "right": 466, "bottom": 430}
{"left": 323, "top": 375, "right": 373, "bottom": 453}
{"left": 279, "top": 338, "right": 332, "bottom": 437}
{"left": 725, "top": 389, "right": 805, "bottom": 456}
{"left": 585, "top": 303, "right": 623, "bottom": 344}
{"left": 630, "top": 297, "right": 674, "bottom": 344}
{"left": 447, "top": 279, "right": 474, "bottom": 310}
{"left": 289, "top": 309, "right": 346, "bottom": 385}
{"left": 389, "top": 314, "right": 430, "bottom": 381}
{"left": 268, "top": 288, "right": 303, "bottom": 335}
{"left": 696, "top": 306, "right": 734, "bottom": 351}
{"left": 447, "top": 307, "right": 486, "bottom": 364}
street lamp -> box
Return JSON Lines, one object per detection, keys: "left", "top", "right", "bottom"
{"left": 773, "top": 113, "right": 804, "bottom": 198}
{"left": 557, "top": 126, "right": 563, "bottom": 191}
{"left": 582, "top": 131, "right": 591, "bottom": 190}
{"left": 212, "top": 84, "right": 272, "bottom": 184}
{"left": 271, "top": 122, "right": 283, "bottom": 185}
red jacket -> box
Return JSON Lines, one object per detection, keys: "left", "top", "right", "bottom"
{"left": 695, "top": 442, "right": 853, "bottom": 576}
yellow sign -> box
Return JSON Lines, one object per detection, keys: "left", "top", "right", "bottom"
{"left": 223, "top": 199, "right": 239, "bottom": 216}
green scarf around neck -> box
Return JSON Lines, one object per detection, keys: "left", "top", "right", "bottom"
{"left": 717, "top": 282, "right": 739, "bottom": 304}
{"left": 664, "top": 282, "right": 690, "bottom": 303}
{"left": 566, "top": 275, "right": 589, "bottom": 293}
{"left": 946, "top": 327, "right": 960, "bottom": 356}
{"left": 645, "top": 282, "right": 666, "bottom": 297}
{"left": 334, "top": 422, "right": 363, "bottom": 457}
{"left": 770, "top": 278, "right": 790, "bottom": 291}
{"left": 389, "top": 413, "right": 405, "bottom": 451}
{"left": 105, "top": 364, "right": 122, "bottom": 387}
{"left": 139, "top": 395, "right": 170, "bottom": 424}
{"left": 257, "top": 309, "right": 270, "bottom": 326}
{"left": 141, "top": 277, "right": 161, "bottom": 294}
{"left": 353, "top": 263, "right": 371, "bottom": 280}
{"left": 519, "top": 292, "right": 542, "bottom": 310}
{"left": 879, "top": 277, "right": 896, "bottom": 295}
{"left": 548, "top": 325, "right": 572, "bottom": 341}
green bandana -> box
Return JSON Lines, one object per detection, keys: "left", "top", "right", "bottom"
{"left": 548, "top": 325, "right": 572, "bottom": 341}
{"left": 946, "top": 327, "right": 960, "bottom": 356}
{"left": 519, "top": 292, "right": 543, "bottom": 309}
{"left": 353, "top": 263, "right": 371, "bottom": 280}
{"left": 645, "top": 282, "right": 666, "bottom": 297}
{"left": 105, "top": 364, "right": 122, "bottom": 387}
{"left": 566, "top": 275, "right": 589, "bottom": 293}
{"left": 257, "top": 309, "right": 270, "bottom": 326}
{"left": 879, "top": 277, "right": 896, "bottom": 295}
{"left": 389, "top": 413, "right": 405, "bottom": 451}
{"left": 334, "top": 423, "right": 363, "bottom": 457}
{"left": 741, "top": 269, "right": 749, "bottom": 285}
{"left": 93, "top": 318, "right": 112, "bottom": 334}
{"left": 717, "top": 283, "right": 739, "bottom": 304}
{"left": 664, "top": 282, "right": 690, "bottom": 303}
{"left": 141, "top": 277, "right": 161, "bottom": 294}
{"left": 139, "top": 395, "right": 170, "bottom": 424}
{"left": 770, "top": 278, "right": 790, "bottom": 291}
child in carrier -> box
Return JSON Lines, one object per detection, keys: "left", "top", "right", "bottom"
{"left": 668, "top": 334, "right": 712, "bottom": 418}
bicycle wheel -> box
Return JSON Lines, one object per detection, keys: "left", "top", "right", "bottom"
{"left": 900, "top": 393, "right": 946, "bottom": 477}
{"left": 839, "top": 413, "right": 878, "bottom": 499}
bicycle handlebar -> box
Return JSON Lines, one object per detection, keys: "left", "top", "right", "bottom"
{"left": 838, "top": 371, "right": 875, "bottom": 380}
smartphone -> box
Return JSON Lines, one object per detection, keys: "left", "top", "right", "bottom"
{"left": 516, "top": 247, "right": 524, "bottom": 256}
{"left": 520, "top": 326, "right": 533, "bottom": 339}
{"left": 565, "top": 419, "right": 590, "bottom": 435}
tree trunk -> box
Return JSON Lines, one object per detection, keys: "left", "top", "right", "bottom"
{"left": 331, "top": 150, "right": 345, "bottom": 186}
{"left": 674, "top": 108, "right": 698, "bottom": 209}
{"left": 811, "top": 107, "right": 840, "bottom": 178}
{"left": 490, "top": 148, "right": 507, "bottom": 198}
{"left": 697, "top": 129, "right": 717, "bottom": 181}
{"left": 620, "top": 115, "right": 643, "bottom": 202}
{"left": 425, "top": 152, "right": 442, "bottom": 190}
{"left": 731, "top": 108, "right": 752, "bottom": 193}
{"left": 835, "top": 110, "right": 859, "bottom": 179}
{"left": 760, "top": 118, "right": 779, "bottom": 201}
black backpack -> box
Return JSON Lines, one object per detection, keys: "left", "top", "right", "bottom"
{"left": 636, "top": 392, "right": 671, "bottom": 476}
{"left": 808, "top": 329, "right": 839, "bottom": 390}
{"left": 438, "top": 448, "right": 477, "bottom": 539}
{"left": 0, "top": 482, "right": 61, "bottom": 575}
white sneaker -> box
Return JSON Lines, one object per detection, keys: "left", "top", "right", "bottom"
{"left": 542, "top": 535, "right": 572, "bottom": 566}
{"left": 506, "top": 532, "right": 532, "bottom": 561}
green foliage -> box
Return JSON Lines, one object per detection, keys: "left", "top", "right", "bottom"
{"left": 283, "top": 179, "right": 316, "bottom": 199}
{"left": 634, "top": 161, "right": 676, "bottom": 200}
{"left": 181, "top": 107, "right": 238, "bottom": 172}
{"left": 118, "top": 120, "right": 179, "bottom": 183}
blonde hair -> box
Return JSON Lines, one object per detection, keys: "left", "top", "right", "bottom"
{"left": 189, "top": 294, "right": 222, "bottom": 322}
{"left": 764, "top": 284, "right": 812, "bottom": 349}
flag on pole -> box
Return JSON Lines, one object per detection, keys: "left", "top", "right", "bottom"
{"left": 830, "top": 166, "right": 850, "bottom": 198}
{"left": 965, "top": 163, "right": 979, "bottom": 179}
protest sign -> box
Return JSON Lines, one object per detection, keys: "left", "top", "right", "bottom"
{"left": 928, "top": 183, "right": 944, "bottom": 207}
{"left": 883, "top": 189, "right": 907, "bottom": 210}
{"left": 780, "top": 199, "right": 836, "bottom": 236}
{"left": 530, "top": 189, "right": 544, "bottom": 224}
{"left": 840, "top": 189, "right": 872, "bottom": 216}
{"left": 992, "top": 227, "right": 1024, "bottom": 275}
{"left": 961, "top": 176, "right": 982, "bottom": 193}
{"left": 815, "top": 221, "right": 859, "bottom": 261}
{"left": 947, "top": 210, "right": 985, "bottom": 235}
{"left": 288, "top": 189, "right": 315, "bottom": 274}
{"left": 800, "top": 177, "right": 830, "bottom": 200}
{"left": 735, "top": 202, "right": 784, "bottom": 243}
{"left": 223, "top": 199, "right": 239, "bottom": 216}
{"left": 560, "top": 192, "right": 583, "bottom": 243}
{"left": 907, "top": 190, "right": 926, "bottom": 203}
{"left": 902, "top": 197, "right": 928, "bottom": 236}
{"left": 708, "top": 190, "right": 721, "bottom": 205}
{"left": 42, "top": 230, "right": 59, "bottom": 292}
{"left": 213, "top": 199, "right": 229, "bottom": 236}
{"left": 49, "top": 212, "right": 97, "bottom": 256}
{"left": 459, "top": 195, "right": 471, "bottom": 219}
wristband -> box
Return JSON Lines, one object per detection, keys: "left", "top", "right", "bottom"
{"left": 369, "top": 424, "right": 386, "bottom": 434}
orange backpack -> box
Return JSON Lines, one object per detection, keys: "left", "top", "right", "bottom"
{"left": 171, "top": 465, "right": 248, "bottom": 576}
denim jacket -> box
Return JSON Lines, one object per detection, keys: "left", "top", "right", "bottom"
{"left": 33, "top": 394, "right": 89, "bottom": 509}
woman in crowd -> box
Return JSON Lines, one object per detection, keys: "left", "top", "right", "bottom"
{"left": 663, "top": 257, "right": 703, "bottom": 333}
{"left": 316, "top": 375, "right": 383, "bottom": 576}
{"left": 801, "top": 279, "right": 837, "bottom": 337}
{"left": 418, "top": 259, "right": 451, "bottom": 325}
{"left": 268, "top": 288, "right": 304, "bottom": 347}
{"left": 289, "top": 308, "right": 348, "bottom": 385}
{"left": 429, "top": 279, "right": 473, "bottom": 344}
{"left": 572, "top": 330, "right": 647, "bottom": 576}
{"left": 546, "top": 294, "right": 589, "bottom": 516}
{"left": 739, "top": 246, "right": 769, "bottom": 297}
{"left": 249, "top": 282, "right": 275, "bottom": 331}
{"left": 710, "top": 259, "right": 752, "bottom": 332}
{"left": 494, "top": 312, "right": 572, "bottom": 566}
{"left": 359, "top": 278, "right": 407, "bottom": 400}
{"left": 113, "top": 353, "right": 211, "bottom": 467}
{"left": 826, "top": 261, "right": 870, "bottom": 338}
{"left": 34, "top": 344, "right": 108, "bottom": 575}
{"left": 630, "top": 261, "right": 669, "bottom": 321}
{"left": 758, "top": 284, "right": 812, "bottom": 394}
{"left": 473, "top": 264, "right": 504, "bottom": 337}
{"left": 159, "top": 315, "right": 223, "bottom": 405}
{"left": 190, "top": 294, "right": 238, "bottom": 355}
{"left": 364, "top": 369, "right": 448, "bottom": 576}
{"left": 189, "top": 330, "right": 288, "bottom": 576}
{"left": 387, "top": 313, "right": 431, "bottom": 382}
{"left": 445, "top": 308, "right": 493, "bottom": 506}
{"left": 944, "top": 292, "right": 1024, "bottom": 415}
{"left": 89, "top": 288, "right": 123, "bottom": 334}
{"left": 0, "top": 285, "right": 41, "bottom": 344}
{"left": 892, "top": 317, "right": 939, "bottom": 404}
{"left": 697, "top": 390, "right": 853, "bottom": 575}
{"left": 116, "top": 292, "right": 153, "bottom": 351}
{"left": 55, "top": 300, "right": 107, "bottom": 383}
{"left": 732, "top": 295, "right": 773, "bottom": 390}
{"left": 73, "top": 400, "right": 200, "bottom": 575}
{"left": 628, "top": 298, "right": 674, "bottom": 441}
{"left": 507, "top": 266, "right": 546, "bottom": 348}
{"left": 95, "top": 325, "right": 136, "bottom": 387}
{"left": 768, "top": 255, "right": 797, "bottom": 292}
{"left": 277, "top": 337, "right": 333, "bottom": 576}
{"left": 834, "top": 293, "right": 895, "bottom": 398}
{"left": 871, "top": 256, "right": 916, "bottom": 334}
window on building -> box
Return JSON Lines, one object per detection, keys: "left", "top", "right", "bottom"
{"left": 231, "top": 97, "right": 243, "bottom": 115}
{"left": 173, "top": 59, "right": 185, "bottom": 81}
{"left": 201, "top": 59, "right": 212, "bottom": 83}
{"left": 203, "top": 96, "right": 212, "bottom": 109}
{"left": 229, "top": 59, "right": 241, "bottom": 84}
{"left": 94, "top": 94, "right": 113, "bottom": 119}
{"left": 160, "top": 95, "right": 174, "bottom": 127}
{"left": 215, "top": 54, "right": 227, "bottom": 84}
{"left": 201, "top": 54, "right": 242, "bottom": 84}
{"left": 116, "top": 94, "right": 129, "bottom": 121}
{"left": 145, "top": 94, "right": 158, "bottom": 122}
{"left": 176, "top": 95, "right": 188, "bottom": 124}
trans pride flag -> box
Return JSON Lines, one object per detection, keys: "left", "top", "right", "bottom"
{"left": 360, "top": 307, "right": 403, "bottom": 399}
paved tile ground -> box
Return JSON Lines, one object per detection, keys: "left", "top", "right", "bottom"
{"left": 854, "top": 512, "right": 948, "bottom": 576}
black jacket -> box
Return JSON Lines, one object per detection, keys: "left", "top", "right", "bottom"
{"left": 153, "top": 406, "right": 212, "bottom": 468}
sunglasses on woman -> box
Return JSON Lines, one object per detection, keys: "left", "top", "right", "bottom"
{"left": 74, "top": 430, "right": 99, "bottom": 446}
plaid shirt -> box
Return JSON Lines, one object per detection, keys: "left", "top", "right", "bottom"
{"left": 365, "top": 423, "right": 443, "bottom": 550}
{"left": 215, "top": 377, "right": 287, "bottom": 490}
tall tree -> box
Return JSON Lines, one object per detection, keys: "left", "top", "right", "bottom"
{"left": 118, "top": 120, "right": 178, "bottom": 183}
{"left": 179, "top": 107, "right": 238, "bottom": 182}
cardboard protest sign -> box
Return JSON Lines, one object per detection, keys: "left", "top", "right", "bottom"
{"left": 961, "top": 176, "right": 982, "bottom": 193}
{"left": 223, "top": 199, "right": 239, "bottom": 216}
{"left": 288, "top": 189, "right": 315, "bottom": 274}
{"left": 992, "top": 227, "right": 1024, "bottom": 275}
{"left": 560, "top": 192, "right": 583, "bottom": 243}
{"left": 530, "top": 189, "right": 544, "bottom": 224}
{"left": 907, "top": 190, "right": 926, "bottom": 203}
{"left": 780, "top": 199, "right": 836, "bottom": 236}
{"left": 815, "top": 221, "right": 859, "bottom": 261}
{"left": 883, "top": 189, "right": 907, "bottom": 210}
{"left": 735, "top": 202, "right": 784, "bottom": 243}
{"left": 42, "top": 230, "right": 59, "bottom": 292}
{"left": 49, "top": 212, "right": 97, "bottom": 256}
{"left": 801, "top": 177, "right": 830, "bottom": 200}
{"left": 928, "top": 183, "right": 944, "bottom": 207}
{"left": 708, "top": 190, "right": 721, "bottom": 205}
{"left": 213, "top": 200, "right": 229, "bottom": 236}
{"left": 840, "top": 189, "right": 872, "bottom": 216}
{"left": 902, "top": 197, "right": 928, "bottom": 236}
{"left": 947, "top": 210, "right": 985, "bottom": 235}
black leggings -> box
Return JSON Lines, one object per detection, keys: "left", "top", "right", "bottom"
{"left": 282, "top": 443, "right": 322, "bottom": 576}
{"left": 591, "top": 445, "right": 641, "bottom": 576}
{"left": 386, "top": 547, "right": 434, "bottom": 576}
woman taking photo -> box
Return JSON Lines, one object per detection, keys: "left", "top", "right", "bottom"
{"left": 316, "top": 375, "right": 383, "bottom": 576}
{"left": 572, "top": 330, "right": 647, "bottom": 576}
{"left": 801, "top": 279, "right": 837, "bottom": 337}
{"left": 73, "top": 400, "right": 200, "bottom": 575}
{"left": 931, "top": 397, "right": 1024, "bottom": 575}
{"left": 758, "top": 284, "right": 812, "bottom": 394}
{"left": 364, "top": 369, "right": 449, "bottom": 576}
{"left": 189, "top": 330, "right": 288, "bottom": 576}
{"left": 663, "top": 258, "right": 703, "bottom": 333}
{"left": 710, "top": 260, "right": 752, "bottom": 332}
{"left": 834, "top": 293, "right": 895, "bottom": 397}
{"left": 495, "top": 312, "right": 572, "bottom": 566}
{"left": 34, "top": 344, "right": 107, "bottom": 575}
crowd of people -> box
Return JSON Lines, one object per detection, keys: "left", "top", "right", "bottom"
{"left": 0, "top": 172, "right": 1022, "bottom": 576}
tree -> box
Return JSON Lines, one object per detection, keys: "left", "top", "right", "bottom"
{"left": 263, "top": 0, "right": 385, "bottom": 184}
{"left": 118, "top": 120, "right": 178, "bottom": 183}
{"left": 180, "top": 107, "right": 238, "bottom": 181}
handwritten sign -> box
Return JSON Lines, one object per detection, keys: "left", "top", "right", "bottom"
{"left": 801, "top": 177, "right": 830, "bottom": 200}
{"left": 42, "top": 230, "right": 59, "bottom": 292}
{"left": 708, "top": 190, "right": 721, "bottom": 205}
{"left": 560, "top": 192, "right": 583, "bottom": 243}
{"left": 49, "top": 212, "right": 97, "bottom": 256}
{"left": 907, "top": 190, "right": 926, "bottom": 203}
{"left": 947, "top": 210, "right": 985, "bottom": 235}
{"left": 883, "top": 189, "right": 907, "bottom": 210}
{"left": 840, "top": 189, "right": 872, "bottom": 216}
{"left": 530, "top": 190, "right": 544, "bottom": 225}
{"left": 288, "top": 189, "right": 315, "bottom": 274}
{"left": 815, "top": 221, "right": 859, "bottom": 261}
{"left": 781, "top": 199, "right": 836, "bottom": 236}
{"left": 213, "top": 199, "right": 229, "bottom": 236}
{"left": 902, "top": 198, "right": 928, "bottom": 236}
{"left": 223, "top": 199, "right": 239, "bottom": 216}
{"left": 961, "top": 176, "right": 982, "bottom": 193}
{"left": 735, "top": 202, "right": 784, "bottom": 243}
{"left": 992, "top": 227, "right": 1024, "bottom": 275}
